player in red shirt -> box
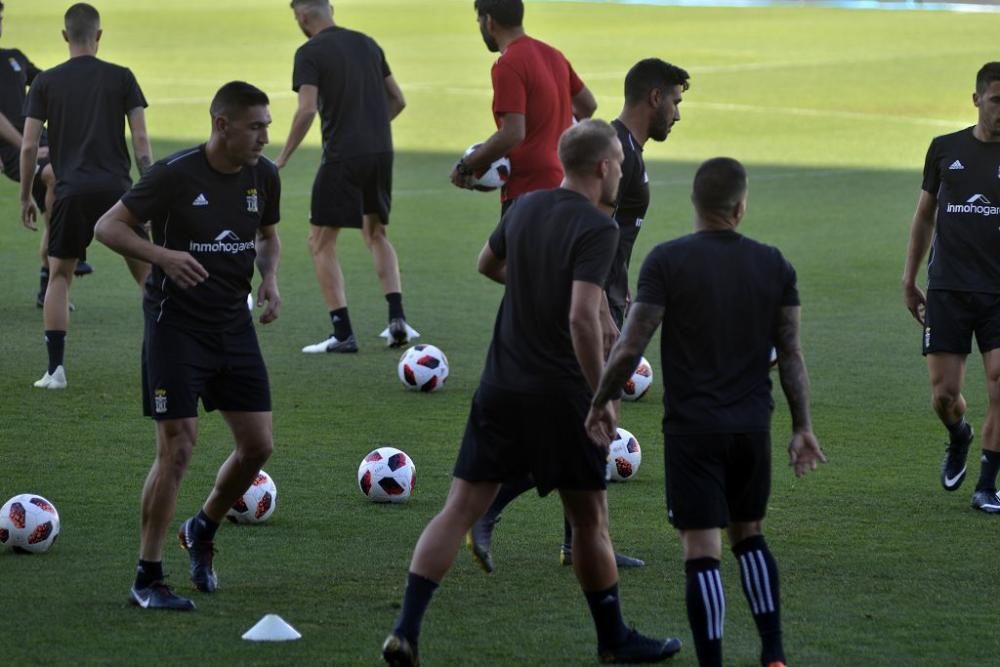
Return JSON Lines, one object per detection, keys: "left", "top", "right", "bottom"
{"left": 450, "top": 0, "right": 596, "bottom": 211}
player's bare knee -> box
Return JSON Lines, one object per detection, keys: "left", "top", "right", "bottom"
{"left": 728, "top": 521, "right": 763, "bottom": 545}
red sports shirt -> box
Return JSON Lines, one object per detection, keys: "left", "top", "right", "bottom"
{"left": 491, "top": 36, "right": 584, "bottom": 202}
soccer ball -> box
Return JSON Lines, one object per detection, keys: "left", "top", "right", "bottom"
{"left": 398, "top": 344, "right": 449, "bottom": 392}
{"left": 0, "top": 493, "right": 60, "bottom": 554}
{"left": 606, "top": 428, "right": 641, "bottom": 482}
{"left": 357, "top": 447, "right": 416, "bottom": 503}
{"left": 226, "top": 470, "right": 277, "bottom": 524}
{"left": 464, "top": 143, "right": 511, "bottom": 191}
{"left": 622, "top": 356, "right": 654, "bottom": 401}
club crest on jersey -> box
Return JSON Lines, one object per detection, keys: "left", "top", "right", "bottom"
{"left": 245, "top": 188, "right": 259, "bottom": 214}
{"left": 8, "top": 57, "right": 22, "bottom": 73}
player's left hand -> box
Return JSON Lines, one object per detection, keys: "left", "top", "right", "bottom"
{"left": 274, "top": 155, "right": 288, "bottom": 170}
{"left": 585, "top": 402, "right": 617, "bottom": 453}
{"left": 257, "top": 280, "right": 281, "bottom": 324}
{"left": 788, "top": 430, "right": 826, "bottom": 478}
{"left": 20, "top": 198, "right": 38, "bottom": 231}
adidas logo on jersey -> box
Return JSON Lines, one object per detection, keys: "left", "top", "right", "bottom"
{"left": 948, "top": 160, "right": 965, "bottom": 170}
{"left": 192, "top": 193, "right": 209, "bottom": 206}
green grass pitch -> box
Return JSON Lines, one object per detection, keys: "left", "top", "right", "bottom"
{"left": 1, "top": 0, "right": 999, "bottom": 664}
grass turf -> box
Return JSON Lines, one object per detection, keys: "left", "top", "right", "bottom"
{"left": 1, "top": 0, "right": 999, "bottom": 664}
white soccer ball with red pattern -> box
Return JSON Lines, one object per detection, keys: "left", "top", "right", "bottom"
{"left": 464, "top": 143, "right": 511, "bottom": 191}
{"left": 0, "top": 493, "right": 61, "bottom": 553}
{"left": 226, "top": 470, "right": 277, "bottom": 524}
{"left": 606, "top": 428, "right": 642, "bottom": 482}
{"left": 357, "top": 447, "right": 416, "bottom": 503}
{"left": 622, "top": 356, "right": 654, "bottom": 401}
{"left": 398, "top": 344, "right": 449, "bottom": 392}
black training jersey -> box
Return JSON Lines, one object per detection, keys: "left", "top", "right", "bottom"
{"left": 922, "top": 127, "right": 1000, "bottom": 293}
{"left": 121, "top": 146, "right": 281, "bottom": 332}
{"left": 0, "top": 48, "right": 40, "bottom": 134}
{"left": 292, "top": 26, "right": 392, "bottom": 160}
{"left": 611, "top": 119, "right": 650, "bottom": 231}
{"left": 481, "top": 189, "right": 619, "bottom": 394}
{"left": 25, "top": 55, "right": 146, "bottom": 197}
{"left": 0, "top": 48, "right": 42, "bottom": 168}
{"left": 605, "top": 119, "right": 652, "bottom": 308}
{"left": 636, "top": 230, "right": 799, "bottom": 435}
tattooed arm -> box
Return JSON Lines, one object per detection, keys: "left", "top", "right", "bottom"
{"left": 585, "top": 301, "right": 664, "bottom": 447}
{"left": 775, "top": 305, "right": 826, "bottom": 477}
{"left": 127, "top": 107, "right": 153, "bottom": 176}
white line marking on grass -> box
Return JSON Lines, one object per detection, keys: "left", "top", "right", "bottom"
{"left": 686, "top": 101, "right": 964, "bottom": 128}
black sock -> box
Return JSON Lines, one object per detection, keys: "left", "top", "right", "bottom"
{"left": 329, "top": 307, "right": 352, "bottom": 340}
{"left": 386, "top": 292, "right": 405, "bottom": 321}
{"left": 39, "top": 267, "right": 49, "bottom": 295}
{"left": 685, "top": 557, "right": 724, "bottom": 667}
{"left": 946, "top": 416, "right": 971, "bottom": 443}
{"left": 394, "top": 572, "right": 439, "bottom": 644}
{"left": 976, "top": 449, "right": 1000, "bottom": 492}
{"left": 482, "top": 475, "right": 536, "bottom": 523}
{"left": 733, "top": 536, "right": 784, "bottom": 667}
{"left": 562, "top": 516, "right": 572, "bottom": 549}
{"left": 193, "top": 509, "right": 220, "bottom": 541}
{"left": 135, "top": 559, "right": 164, "bottom": 589}
{"left": 584, "top": 583, "right": 629, "bottom": 649}
{"left": 44, "top": 330, "right": 66, "bottom": 374}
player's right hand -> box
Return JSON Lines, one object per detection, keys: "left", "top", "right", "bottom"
{"left": 160, "top": 249, "right": 209, "bottom": 288}
{"left": 20, "top": 198, "right": 38, "bottom": 231}
{"left": 585, "top": 403, "right": 617, "bottom": 454}
{"left": 788, "top": 431, "right": 826, "bottom": 478}
{"left": 903, "top": 282, "right": 926, "bottom": 325}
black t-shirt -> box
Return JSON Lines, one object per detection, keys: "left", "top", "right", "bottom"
{"left": 0, "top": 48, "right": 42, "bottom": 168}
{"left": 481, "top": 189, "right": 619, "bottom": 393}
{"left": 605, "top": 119, "right": 652, "bottom": 303}
{"left": 292, "top": 26, "right": 392, "bottom": 160}
{"left": 24, "top": 55, "right": 147, "bottom": 197}
{"left": 636, "top": 230, "right": 799, "bottom": 435}
{"left": 121, "top": 146, "right": 281, "bottom": 331}
{"left": 922, "top": 127, "right": 1000, "bottom": 293}
{"left": 611, "top": 119, "right": 650, "bottom": 233}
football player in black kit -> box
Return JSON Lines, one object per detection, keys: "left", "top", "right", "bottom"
{"left": 465, "top": 59, "right": 689, "bottom": 572}
{"left": 0, "top": 0, "right": 81, "bottom": 307}
{"left": 277, "top": 0, "right": 414, "bottom": 354}
{"left": 382, "top": 120, "right": 682, "bottom": 667}
{"left": 902, "top": 62, "right": 1000, "bottom": 513}
{"left": 20, "top": 3, "right": 152, "bottom": 390}
{"left": 603, "top": 58, "right": 689, "bottom": 334}
{"left": 587, "top": 157, "right": 825, "bottom": 667}
{"left": 95, "top": 81, "right": 282, "bottom": 611}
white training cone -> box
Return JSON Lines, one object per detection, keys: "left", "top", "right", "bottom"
{"left": 379, "top": 322, "right": 421, "bottom": 342}
{"left": 241, "top": 614, "right": 302, "bottom": 641}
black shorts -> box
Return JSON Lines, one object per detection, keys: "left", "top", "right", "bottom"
{"left": 605, "top": 222, "right": 640, "bottom": 329}
{"left": 663, "top": 432, "right": 771, "bottom": 530}
{"left": 2, "top": 147, "right": 50, "bottom": 213}
{"left": 48, "top": 189, "right": 123, "bottom": 260}
{"left": 453, "top": 382, "right": 607, "bottom": 496}
{"left": 142, "top": 317, "right": 271, "bottom": 420}
{"left": 923, "top": 290, "right": 1000, "bottom": 355}
{"left": 310, "top": 152, "right": 392, "bottom": 228}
